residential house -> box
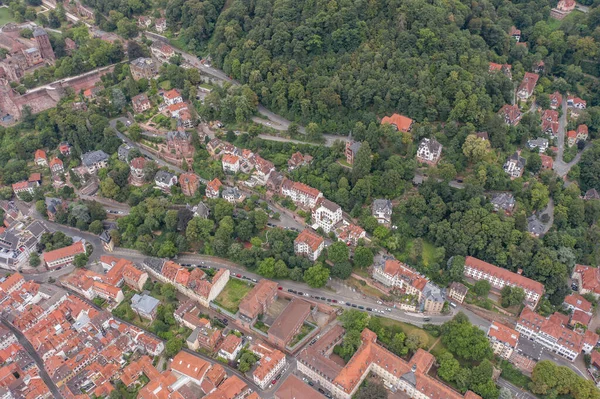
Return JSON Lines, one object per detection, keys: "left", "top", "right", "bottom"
{"left": 206, "top": 139, "right": 223, "bottom": 156}
{"left": 572, "top": 265, "right": 600, "bottom": 298}
{"left": 163, "top": 89, "right": 183, "bottom": 106}
{"left": 541, "top": 109, "right": 559, "bottom": 138}
{"left": 166, "top": 102, "right": 188, "bottom": 118}
{"left": 43, "top": 241, "right": 86, "bottom": 269}
{"left": 372, "top": 259, "right": 428, "bottom": 301}
{"left": 81, "top": 150, "right": 109, "bottom": 174}
{"left": 99, "top": 230, "right": 114, "bottom": 252}
{"left": 335, "top": 223, "right": 366, "bottom": 246}
{"left": 488, "top": 63, "right": 512, "bottom": 79}
{"left": 49, "top": 158, "right": 63, "bottom": 174}
{"left": 206, "top": 178, "right": 222, "bottom": 199}
{"left": 510, "top": 26, "right": 521, "bottom": 41}
{"left": 464, "top": 256, "right": 544, "bottom": 307}
{"left": 222, "top": 187, "right": 245, "bottom": 204}
{"left": 179, "top": 173, "right": 200, "bottom": 197}
{"left": 568, "top": 96, "right": 586, "bottom": 109}
{"left": 294, "top": 229, "right": 324, "bottom": 261}
{"left": 416, "top": 138, "right": 442, "bottom": 165}
{"left": 499, "top": 104, "right": 522, "bottom": 126}
{"left": 222, "top": 154, "right": 240, "bottom": 173}
{"left": 381, "top": 113, "right": 414, "bottom": 132}
{"left": 218, "top": 334, "right": 243, "bottom": 361}
{"left": 287, "top": 152, "right": 313, "bottom": 171}
{"left": 251, "top": 343, "right": 286, "bottom": 389}
{"left": 345, "top": 138, "right": 361, "bottom": 165}
{"left": 312, "top": 199, "right": 342, "bottom": 233}
{"left": 132, "top": 93, "right": 151, "bottom": 114}
{"left": 503, "top": 152, "right": 526, "bottom": 179}
{"left": 137, "top": 16, "right": 152, "bottom": 28}
{"left": 487, "top": 322, "right": 519, "bottom": 359}
{"left": 165, "top": 130, "right": 194, "bottom": 159}
{"left": 129, "top": 157, "right": 147, "bottom": 186}
{"left": 584, "top": 189, "right": 600, "bottom": 201}
{"left": 130, "top": 294, "right": 160, "bottom": 320}
{"left": 192, "top": 202, "right": 210, "bottom": 219}
{"left": 517, "top": 73, "right": 539, "bottom": 100}
{"left": 34, "top": 149, "right": 47, "bottom": 166}
{"left": 527, "top": 215, "right": 544, "bottom": 237}
{"left": 12, "top": 180, "right": 38, "bottom": 198}
{"left": 577, "top": 125, "right": 589, "bottom": 142}
{"left": 423, "top": 282, "right": 445, "bottom": 313}
{"left": 155, "top": 18, "right": 167, "bottom": 33}
{"left": 448, "top": 282, "right": 468, "bottom": 304}
{"left": 59, "top": 142, "right": 71, "bottom": 156}
{"left": 130, "top": 57, "right": 156, "bottom": 81}
{"left": 527, "top": 137, "right": 549, "bottom": 153}
{"left": 557, "top": 0, "right": 576, "bottom": 11}
{"left": 178, "top": 109, "right": 195, "bottom": 129}
{"left": 491, "top": 192, "right": 516, "bottom": 215}
{"left": 154, "top": 170, "right": 178, "bottom": 192}
{"left": 253, "top": 156, "right": 275, "bottom": 184}
{"left": 281, "top": 179, "right": 323, "bottom": 209}
{"left": 187, "top": 324, "right": 222, "bottom": 351}
{"left": 118, "top": 143, "right": 131, "bottom": 162}
{"left": 372, "top": 199, "right": 392, "bottom": 226}
{"left": 541, "top": 154, "right": 553, "bottom": 170}
{"left": 533, "top": 60, "right": 545, "bottom": 74}
{"left": 150, "top": 42, "right": 174, "bottom": 62}
{"left": 45, "top": 197, "right": 65, "bottom": 221}
{"left": 83, "top": 86, "right": 102, "bottom": 100}
{"left": 549, "top": 91, "right": 562, "bottom": 109}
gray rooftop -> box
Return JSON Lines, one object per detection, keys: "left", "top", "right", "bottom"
{"left": 373, "top": 199, "right": 392, "bottom": 214}
{"left": 81, "top": 150, "right": 109, "bottom": 167}
{"left": 131, "top": 294, "right": 160, "bottom": 315}
{"left": 155, "top": 170, "right": 176, "bottom": 184}
{"left": 33, "top": 27, "right": 47, "bottom": 37}
{"left": 527, "top": 215, "right": 545, "bottom": 235}
{"left": 490, "top": 192, "right": 515, "bottom": 211}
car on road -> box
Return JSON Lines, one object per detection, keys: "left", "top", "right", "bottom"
{"left": 339, "top": 301, "right": 345, "bottom": 305}
{"left": 308, "top": 381, "right": 314, "bottom": 386}
{"left": 358, "top": 306, "right": 364, "bottom": 310}
{"left": 366, "top": 307, "right": 372, "bottom": 311}
{"left": 236, "top": 274, "right": 242, "bottom": 278}
{"left": 251, "top": 278, "right": 257, "bottom": 282}
{"left": 304, "top": 293, "right": 309, "bottom": 297}
{"left": 332, "top": 299, "right": 338, "bottom": 303}
{"left": 424, "top": 317, "right": 431, "bottom": 321}
{"left": 386, "top": 308, "right": 392, "bottom": 311}
{"left": 278, "top": 286, "right": 283, "bottom": 290}
{"left": 318, "top": 388, "right": 325, "bottom": 394}
{"left": 377, "top": 300, "right": 383, "bottom": 304}
{"left": 351, "top": 304, "right": 357, "bottom": 307}
{"left": 297, "top": 292, "right": 304, "bottom": 296}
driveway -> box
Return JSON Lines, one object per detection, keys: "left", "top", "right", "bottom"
{"left": 552, "top": 99, "right": 590, "bottom": 177}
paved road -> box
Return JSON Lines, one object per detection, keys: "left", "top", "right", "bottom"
{"left": 517, "top": 335, "right": 587, "bottom": 378}
{"left": 498, "top": 378, "right": 536, "bottom": 399}
{"left": 109, "top": 117, "right": 185, "bottom": 174}
{"left": 1, "top": 319, "right": 64, "bottom": 399}
{"left": 539, "top": 198, "right": 554, "bottom": 235}
{"left": 552, "top": 99, "right": 591, "bottom": 178}
{"left": 25, "top": 63, "right": 117, "bottom": 93}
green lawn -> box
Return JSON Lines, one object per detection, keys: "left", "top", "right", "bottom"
{"left": 213, "top": 278, "right": 254, "bottom": 314}
{"left": 159, "top": 80, "right": 172, "bottom": 90}
{"left": 0, "top": 8, "right": 15, "bottom": 25}
{"left": 375, "top": 316, "right": 438, "bottom": 349}
{"left": 548, "top": 10, "right": 584, "bottom": 30}
{"left": 397, "top": 239, "right": 436, "bottom": 266}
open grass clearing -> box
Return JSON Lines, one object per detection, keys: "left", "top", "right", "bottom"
{"left": 213, "top": 278, "right": 254, "bottom": 314}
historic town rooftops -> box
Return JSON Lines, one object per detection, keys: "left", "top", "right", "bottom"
{"left": 268, "top": 298, "right": 311, "bottom": 344}
{"left": 43, "top": 241, "right": 85, "bottom": 264}
{"left": 317, "top": 198, "right": 341, "bottom": 213}
{"left": 275, "top": 374, "right": 325, "bottom": 399}
{"left": 380, "top": 259, "right": 428, "bottom": 291}
{"left": 238, "top": 279, "right": 278, "bottom": 321}
{"left": 294, "top": 229, "right": 324, "bottom": 252}
{"left": 170, "top": 351, "right": 210, "bottom": 381}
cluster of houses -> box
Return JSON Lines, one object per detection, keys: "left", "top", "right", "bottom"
{"left": 137, "top": 15, "right": 168, "bottom": 33}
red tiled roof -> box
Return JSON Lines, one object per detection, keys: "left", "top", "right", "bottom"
{"left": 294, "top": 229, "right": 324, "bottom": 252}
{"left": 34, "top": 149, "right": 47, "bottom": 161}
{"left": 382, "top": 259, "right": 428, "bottom": 291}
{"left": 567, "top": 130, "right": 576, "bottom": 139}
{"left": 219, "top": 334, "right": 242, "bottom": 355}
{"left": 268, "top": 298, "right": 311, "bottom": 343}
{"left": 207, "top": 178, "right": 222, "bottom": 193}
{"left": 275, "top": 375, "right": 325, "bottom": 399}
{"left": 238, "top": 279, "right": 278, "bottom": 320}
{"left": 164, "top": 89, "right": 182, "bottom": 100}
{"left": 465, "top": 256, "right": 544, "bottom": 295}
{"left": 251, "top": 343, "right": 285, "bottom": 382}
{"left": 540, "top": 154, "right": 553, "bottom": 169}
{"left": 222, "top": 154, "right": 240, "bottom": 165}
{"left": 518, "top": 72, "right": 539, "bottom": 96}
{"left": 564, "top": 293, "right": 592, "bottom": 313}
{"left": 28, "top": 173, "right": 41, "bottom": 182}
{"left": 574, "top": 264, "right": 600, "bottom": 294}
{"left": 167, "top": 102, "right": 188, "bottom": 112}
{"left": 578, "top": 125, "right": 588, "bottom": 135}
{"left": 571, "top": 309, "right": 592, "bottom": 327}
{"left": 171, "top": 351, "right": 210, "bottom": 381}
{"left": 488, "top": 321, "right": 519, "bottom": 347}
{"left": 49, "top": 158, "right": 63, "bottom": 168}
{"left": 130, "top": 157, "right": 147, "bottom": 170}
{"left": 43, "top": 241, "right": 86, "bottom": 263}
{"left": 381, "top": 113, "right": 413, "bottom": 132}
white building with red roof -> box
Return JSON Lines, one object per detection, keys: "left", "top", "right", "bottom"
{"left": 564, "top": 293, "right": 592, "bottom": 315}
{"left": 487, "top": 322, "right": 519, "bottom": 359}
{"left": 517, "top": 72, "right": 539, "bottom": 100}
{"left": 499, "top": 104, "right": 522, "bottom": 126}
{"left": 250, "top": 343, "right": 286, "bottom": 389}
{"left": 335, "top": 223, "right": 366, "bottom": 246}
{"left": 34, "top": 149, "right": 47, "bottom": 166}
{"left": 463, "top": 256, "right": 544, "bottom": 308}
{"left": 549, "top": 91, "right": 563, "bottom": 109}
{"left": 218, "top": 334, "right": 243, "bottom": 361}
{"left": 572, "top": 264, "right": 600, "bottom": 298}
{"left": 43, "top": 241, "right": 86, "bottom": 269}
{"left": 206, "top": 178, "right": 222, "bottom": 199}
{"left": 372, "top": 259, "right": 428, "bottom": 301}
{"left": 163, "top": 89, "right": 183, "bottom": 106}
{"left": 222, "top": 154, "right": 240, "bottom": 173}
{"left": 49, "top": 158, "right": 64, "bottom": 174}
{"left": 294, "top": 229, "right": 324, "bottom": 261}
{"left": 516, "top": 308, "right": 592, "bottom": 361}
{"left": 568, "top": 95, "right": 586, "bottom": 109}
{"left": 281, "top": 179, "right": 323, "bottom": 209}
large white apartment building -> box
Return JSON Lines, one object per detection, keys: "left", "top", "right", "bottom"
{"left": 294, "top": 229, "right": 324, "bottom": 261}
{"left": 463, "top": 256, "right": 544, "bottom": 308}
{"left": 312, "top": 199, "right": 342, "bottom": 233}
{"left": 281, "top": 180, "right": 323, "bottom": 209}
{"left": 487, "top": 322, "right": 519, "bottom": 360}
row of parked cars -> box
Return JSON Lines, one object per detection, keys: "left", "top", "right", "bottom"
{"left": 286, "top": 289, "right": 392, "bottom": 314}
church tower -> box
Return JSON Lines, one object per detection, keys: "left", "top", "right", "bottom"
{"left": 33, "top": 28, "right": 55, "bottom": 62}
